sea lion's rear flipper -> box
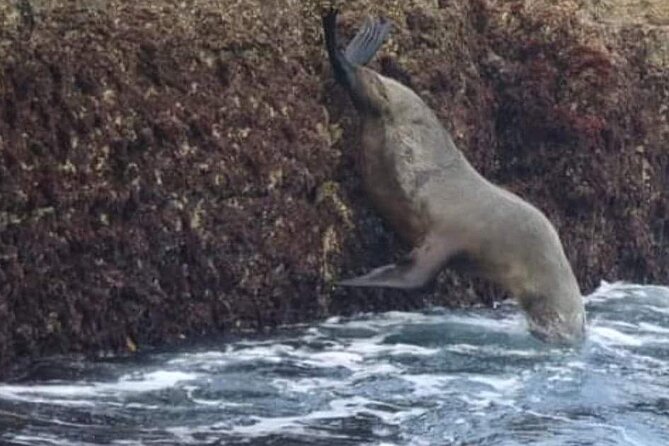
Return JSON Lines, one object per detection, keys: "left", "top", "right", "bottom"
{"left": 338, "top": 235, "right": 457, "bottom": 289}
{"left": 322, "top": 9, "right": 391, "bottom": 105}
{"left": 344, "top": 16, "right": 392, "bottom": 67}
{"left": 323, "top": 9, "right": 355, "bottom": 91}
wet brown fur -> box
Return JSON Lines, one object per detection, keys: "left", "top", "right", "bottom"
{"left": 329, "top": 16, "right": 586, "bottom": 344}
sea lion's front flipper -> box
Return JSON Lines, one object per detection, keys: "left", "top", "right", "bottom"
{"left": 338, "top": 234, "right": 458, "bottom": 290}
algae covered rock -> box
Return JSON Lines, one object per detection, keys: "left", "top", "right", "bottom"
{"left": 0, "top": 0, "right": 666, "bottom": 373}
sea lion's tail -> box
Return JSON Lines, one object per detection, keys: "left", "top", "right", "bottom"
{"left": 323, "top": 9, "right": 391, "bottom": 100}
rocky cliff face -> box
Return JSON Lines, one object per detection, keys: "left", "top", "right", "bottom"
{"left": 0, "top": 0, "right": 666, "bottom": 374}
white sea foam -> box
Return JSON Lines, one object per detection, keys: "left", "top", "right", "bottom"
{"left": 227, "top": 395, "right": 425, "bottom": 437}
{"left": 402, "top": 374, "right": 458, "bottom": 397}
{"left": 345, "top": 338, "right": 440, "bottom": 358}
{"left": 167, "top": 350, "right": 229, "bottom": 366}
{"left": 647, "top": 305, "right": 669, "bottom": 316}
{"left": 586, "top": 280, "right": 629, "bottom": 301}
{"left": 442, "top": 313, "right": 525, "bottom": 332}
{"left": 589, "top": 326, "right": 644, "bottom": 347}
{"left": 587, "top": 281, "right": 669, "bottom": 304}
{"left": 302, "top": 350, "right": 364, "bottom": 368}
{"left": 466, "top": 375, "right": 521, "bottom": 393}
{"left": 272, "top": 377, "right": 342, "bottom": 394}
{"left": 638, "top": 322, "right": 669, "bottom": 334}
{"left": 321, "top": 311, "right": 448, "bottom": 331}
{"left": 10, "top": 435, "right": 76, "bottom": 446}
{"left": 0, "top": 370, "right": 198, "bottom": 404}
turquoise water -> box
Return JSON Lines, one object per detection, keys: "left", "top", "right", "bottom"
{"left": 0, "top": 282, "right": 668, "bottom": 445}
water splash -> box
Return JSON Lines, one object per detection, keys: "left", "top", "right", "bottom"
{"left": 1, "top": 282, "right": 668, "bottom": 445}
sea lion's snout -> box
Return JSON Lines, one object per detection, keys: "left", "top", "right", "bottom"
{"left": 525, "top": 297, "right": 587, "bottom": 345}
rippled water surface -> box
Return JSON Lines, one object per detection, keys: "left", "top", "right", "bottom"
{"left": 1, "top": 282, "right": 668, "bottom": 445}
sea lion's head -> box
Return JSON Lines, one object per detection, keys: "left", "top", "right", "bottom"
{"left": 521, "top": 291, "right": 586, "bottom": 345}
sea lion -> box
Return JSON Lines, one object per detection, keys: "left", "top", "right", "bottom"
{"left": 322, "top": 9, "right": 586, "bottom": 344}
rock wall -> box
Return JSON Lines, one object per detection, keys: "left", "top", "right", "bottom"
{"left": 0, "top": 0, "right": 667, "bottom": 374}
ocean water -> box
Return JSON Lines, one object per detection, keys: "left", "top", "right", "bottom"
{"left": 0, "top": 282, "right": 668, "bottom": 445}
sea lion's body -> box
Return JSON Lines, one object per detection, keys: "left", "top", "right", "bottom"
{"left": 323, "top": 11, "right": 586, "bottom": 343}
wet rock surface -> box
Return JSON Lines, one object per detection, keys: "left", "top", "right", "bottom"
{"left": 0, "top": 0, "right": 667, "bottom": 374}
